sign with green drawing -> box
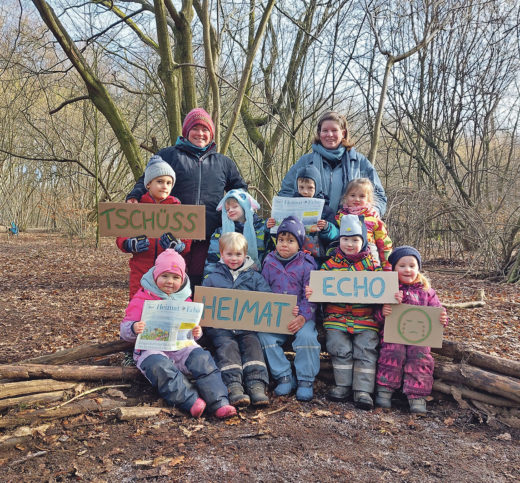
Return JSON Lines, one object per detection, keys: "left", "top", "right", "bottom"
{"left": 383, "top": 304, "right": 444, "bottom": 348}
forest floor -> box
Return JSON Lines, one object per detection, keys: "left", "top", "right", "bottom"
{"left": 0, "top": 233, "right": 519, "bottom": 482}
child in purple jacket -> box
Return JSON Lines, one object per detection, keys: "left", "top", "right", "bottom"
{"left": 120, "top": 249, "right": 236, "bottom": 419}
{"left": 258, "top": 216, "right": 321, "bottom": 402}
{"left": 375, "top": 246, "right": 448, "bottom": 414}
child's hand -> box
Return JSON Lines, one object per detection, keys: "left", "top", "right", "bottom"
{"left": 381, "top": 304, "right": 393, "bottom": 317}
{"left": 192, "top": 326, "right": 202, "bottom": 339}
{"left": 133, "top": 321, "right": 146, "bottom": 334}
{"left": 288, "top": 315, "right": 306, "bottom": 334}
{"left": 292, "top": 305, "right": 299, "bottom": 317}
{"left": 440, "top": 309, "right": 449, "bottom": 327}
{"left": 305, "top": 285, "right": 313, "bottom": 299}
{"left": 395, "top": 291, "right": 403, "bottom": 303}
{"left": 266, "top": 218, "right": 276, "bottom": 229}
{"left": 127, "top": 198, "right": 138, "bottom": 204}
{"left": 316, "top": 219, "right": 328, "bottom": 231}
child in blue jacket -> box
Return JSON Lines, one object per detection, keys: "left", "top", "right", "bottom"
{"left": 203, "top": 232, "right": 272, "bottom": 407}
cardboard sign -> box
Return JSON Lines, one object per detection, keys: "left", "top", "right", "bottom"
{"left": 193, "top": 286, "right": 297, "bottom": 334}
{"left": 98, "top": 202, "right": 205, "bottom": 239}
{"left": 383, "top": 304, "right": 444, "bottom": 348}
{"left": 308, "top": 270, "right": 399, "bottom": 304}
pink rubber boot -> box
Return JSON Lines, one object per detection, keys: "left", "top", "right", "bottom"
{"left": 214, "top": 404, "right": 237, "bottom": 419}
{"left": 190, "top": 398, "right": 206, "bottom": 418}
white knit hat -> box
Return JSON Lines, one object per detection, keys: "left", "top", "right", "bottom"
{"left": 144, "top": 155, "right": 176, "bottom": 187}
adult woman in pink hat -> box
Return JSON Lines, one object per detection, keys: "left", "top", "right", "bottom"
{"left": 127, "top": 108, "right": 247, "bottom": 287}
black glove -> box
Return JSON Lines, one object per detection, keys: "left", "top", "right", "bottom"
{"left": 160, "top": 232, "right": 186, "bottom": 253}
{"left": 123, "top": 235, "right": 150, "bottom": 253}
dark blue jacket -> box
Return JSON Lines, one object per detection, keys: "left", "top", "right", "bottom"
{"left": 127, "top": 143, "right": 247, "bottom": 236}
{"left": 203, "top": 257, "right": 272, "bottom": 293}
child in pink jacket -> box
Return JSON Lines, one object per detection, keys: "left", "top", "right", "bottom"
{"left": 120, "top": 249, "right": 236, "bottom": 419}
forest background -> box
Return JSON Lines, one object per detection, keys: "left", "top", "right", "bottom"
{"left": 1, "top": 0, "right": 519, "bottom": 283}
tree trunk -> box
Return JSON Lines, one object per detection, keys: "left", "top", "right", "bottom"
{"left": 432, "top": 341, "right": 520, "bottom": 379}
{"left": 31, "top": 0, "right": 144, "bottom": 180}
{"left": 0, "top": 364, "right": 141, "bottom": 382}
{"left": 0, "top": 379, "right": 76, "bottom": 399}
{"left": 0, "top": 391, "right": 67, "bottom": 410}
{"left": 434, "top": 361, "right": 520, "bottom": 404}
{"left": 432, "top": 381, "right": 519, "bottom": 408}
{"left": 22, "top": 340, "right": 134, "bottom": 365}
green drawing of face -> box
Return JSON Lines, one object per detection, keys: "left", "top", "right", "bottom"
{"left": 397, "top": 308, "right": 432, "bottom": 344}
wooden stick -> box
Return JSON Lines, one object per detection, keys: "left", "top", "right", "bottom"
{"left": 0, "top": 379, "right": 76, "bottom": 399}
{"left": 51, "top": 384, "right": 131, "bottom": 409}
{"left": 443, "top": 289, "right": 485, "bottom": 309}
{"left": 432, "top": 341, "right": 520, "bottom": 379}
{"left": 0, "top": 397, "right": 136, "bottom": 430}
{"left": 433, "top": 381, "right": 519, "bottom": 408}
{"left": 0, "top": 391, "right": 66, "bottom": 410}
{"left": 115, "top": 406, "right": 164, "bottom": 421}
{"left": 21, "top": 340, "right": 134, "bottom": 365}
{"left": 0, "top": 364, "right": 141, "bottom": 381}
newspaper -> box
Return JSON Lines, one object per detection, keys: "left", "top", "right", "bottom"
{"left": 135, "top": 300, "right": 203, "bottom": 351}
{"left": 269, "top": 196, "right": 325, "bottom": 234}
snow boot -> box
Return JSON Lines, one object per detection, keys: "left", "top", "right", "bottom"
{"left": 227, "top": 383, "right": 250, "bottom": 407}
{"left": 296, "top": 381, "right": 314, "bottom": 402}
{"left": 247, "top": 382, "right": 270, "bottom": 406}
{"left": 189, "top": 398, "right": 206, "bottom": 418}
{"left": 409, "top": 398, "right": 427, "bottom": 415}
{"left": 375, "top": 386, "right": 393, "bottom": 409}
{"left": 354, "top": 391, "right": 374, "bottom": 410}
{"left": 215, "top": 404, "right": 237, "bottom": 419}
{"left": 327, "top": 385, "right": 352, "bottom": 402}
{"left": 274, "top": 374, "right": 296, "bottom": 396}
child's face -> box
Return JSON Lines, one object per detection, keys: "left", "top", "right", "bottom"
{"left": 297, "top": 178, "right": 316, "bottom": 198}
{"left": 339, "top": 235, "right": 363, "bottom": 255}
{"left": 276, "top": 232, "right": 299, "bottom": 259}
{"left": 395, "top": 256, "right": 420, "bottom": 284}
{"left": 221, "top": 247, "right": 246, "bottom": 270}
{"left": 156, "top": 272, "right": 183, "bottom": 294}
{"left": 225, "top": 198, "right": 245, "bottom": 222}
{"left": 188, "top": 123, "right": 212, "bottom": 147}
{"left": 345, "top": 187, "right": 369, "bottom": 209}
{"left": 319, "top": 120, "right": 346, "bottom": 150}
{"left": 147, "top": 176, "right": 173, "bottom": 202}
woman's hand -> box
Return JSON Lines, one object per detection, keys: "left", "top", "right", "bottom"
{"left": 288, "top": 315, "right": 306, "bottom": 334}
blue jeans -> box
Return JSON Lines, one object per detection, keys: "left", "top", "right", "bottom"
{"left": 140, "top": 348, "right": 229, "bottom": 412}
{"left": 206, "top": 328, "right": 269, "bottom": 387}
{"left": 258, "top": 320, "right": 320, "bottom": 383}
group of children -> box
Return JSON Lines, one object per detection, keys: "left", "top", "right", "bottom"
{"left": 119, "top": 135, "right": 447, "bottom": 420}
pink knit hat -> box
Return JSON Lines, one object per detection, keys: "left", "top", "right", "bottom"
{"left": 153, "top": 249, "right": 186, "bottom": 281}
{"left": 182, "top": 108, "right": 215, "bottom": 140}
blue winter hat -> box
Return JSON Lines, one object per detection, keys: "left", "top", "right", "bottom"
{"left": 339, "top": 214, "right": 367, "bottom": 251}
{"left": 277, "top": 215, "right": 306, "bottom": 249}
{"left": 388, "top": 246, "right": 422, "bottom": 270}
{"left": 144, "top": 155, "right": 176, "bottom": 187}
{"left": 217, "top": 189, "right": 260, "bottom": 263}
{"left": 295, "top": 165, "right": 324, "bottom": 199}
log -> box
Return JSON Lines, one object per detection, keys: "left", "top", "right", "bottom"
{"left": 443, "top": 289, "right": 485, "bottom": 309}
{"left": 432, "top": 340, "right": 520, "bottom": 379}
{"left": 0, "top": 379, "right": 76, "bottom": 399}
{"left": 432, "top": 381, "right": 520, "bottom": 408}
{"left": 0, "top": 397, "right": 135, "bottom": 430}
{"left": 115, "top": 406, "right": 165, "bottom": 421}
{"left": 0, "top": 364, "right": 142, "bottom": 381}
{"left": 434, "top": 361, "right": 520, "bottom": 404}
{"left": 22, "top": 340, "right": 134, "bottom": 365}
{"left": 0, "top": 391, "right": 66, "bottom": 410}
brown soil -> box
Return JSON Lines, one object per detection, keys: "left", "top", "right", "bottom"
{"left": 0, "top": 234, "right": 519, "bottom": 481}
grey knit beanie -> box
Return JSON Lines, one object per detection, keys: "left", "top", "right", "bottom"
{"left": 144, "top": 155, "right": 176, "bottom": 187}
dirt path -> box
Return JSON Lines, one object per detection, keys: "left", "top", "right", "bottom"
{"left": 0, "top": 234, "right": 519, "bottom": 481}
